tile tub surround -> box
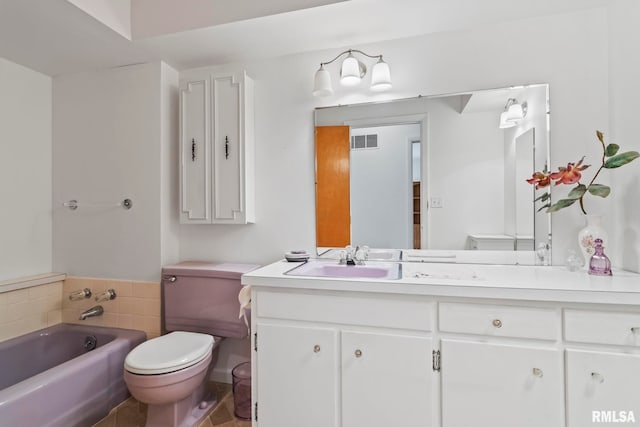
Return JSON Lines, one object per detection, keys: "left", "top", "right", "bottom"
{"left": 63, "top": 276, "right": 161, "bottom": 339}
{"left": 0, "top": 281, "right": 63, "bottom": 342}
{"left": 92, "top": 382, "right": 252, "bottom": 427}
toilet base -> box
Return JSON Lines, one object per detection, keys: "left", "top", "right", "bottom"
{"left": 145, "top": 380, "right": 217, "bottom": 427}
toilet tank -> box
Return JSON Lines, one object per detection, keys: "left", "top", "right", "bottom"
{"left": 161, "top": 261, "right": 259, "bottom": 338}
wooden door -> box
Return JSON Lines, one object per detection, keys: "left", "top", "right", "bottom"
{"left": 315, "top": 126, "right": 350, "bottom": 247}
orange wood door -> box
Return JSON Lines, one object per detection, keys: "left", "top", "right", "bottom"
{"left": 315, "top": 125, "right": 350, "bottom": 247}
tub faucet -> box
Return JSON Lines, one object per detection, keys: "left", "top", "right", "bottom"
{"left": 79, "top": 305, "right": 104, "bottom": 320}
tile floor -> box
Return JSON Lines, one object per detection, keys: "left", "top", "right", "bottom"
{"left": 93, "top": 382, "right": 252, "bottom": 427}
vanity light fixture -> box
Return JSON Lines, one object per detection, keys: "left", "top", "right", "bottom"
{"left": 499, "top": 98, "right": 527, "bottom": 129}
{"left": 312, "top": 49, "right": 392, "bottom": 97}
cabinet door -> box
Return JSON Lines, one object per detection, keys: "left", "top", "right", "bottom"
{"left": 441, "top": 339, "right": 563, "bottom": 427}
{"left": 342, "top": 330, "right": 433, "bottom": 427}
{"left": 256, "top": 323, "right": 338, "bottom": 427}
{"left": 179, "top": 79, "right": 211, "bottom": 223}
{"left": 566, "top": 349, "right": 640, "bottom": 426}
{"left": 212, "top": 74, "right": 245, "bottom": 223}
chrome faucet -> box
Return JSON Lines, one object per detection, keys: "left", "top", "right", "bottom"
{"left": 79, "top": 305, "right": 104, "bottom": 320}
{"left": 340, "top": 245, "right": 369, "bottom": 265}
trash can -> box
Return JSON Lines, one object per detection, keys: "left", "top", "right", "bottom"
{"left": 232, "top": 361, "right": 252, "bottom": 420}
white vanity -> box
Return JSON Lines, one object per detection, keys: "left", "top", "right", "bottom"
{"left": 243, "top": 259, "right": 640, "bottom": 427}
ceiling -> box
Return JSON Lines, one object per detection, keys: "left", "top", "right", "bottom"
{"left": 0, "top": 0, "right": 611, "bottom": 76}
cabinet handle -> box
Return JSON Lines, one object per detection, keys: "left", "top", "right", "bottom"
{"left": 532, "top": 368, "right": 543, "bottom": 378}
{"left": 191, "top": 138, "right": 196, "bottom": 162}
{"left": 225, "top": 136, "right": 230, "bottom": 159}
{"left": 492, "top": 319, "right": 503, "bottom": 328}
{"left": 631, "top": 327, "right": 640, "bottom": 334}
{"left": 313, "top": 345, "right": 321, "bottom": 353}
{"left": 591, "top": 372, "right": 605, "bottom": 383}
{"left": 354, "top": 349, "right": 363, "bottom": 358}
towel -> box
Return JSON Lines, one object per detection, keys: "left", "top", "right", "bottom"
{"left": 238, "top": 285, "right": 251, "bottom": 334}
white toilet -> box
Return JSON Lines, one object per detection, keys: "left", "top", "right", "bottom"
{"left": 123, "top": 262, "right": 258, "bottom": 427}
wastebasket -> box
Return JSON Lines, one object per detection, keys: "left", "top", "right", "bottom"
{"left": 232, "top": 361, "right": 252, "bottom": 420}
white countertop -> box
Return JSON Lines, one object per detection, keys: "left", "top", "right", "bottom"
{"left": 242, "top": 259, "right": 640, "bottom": 305}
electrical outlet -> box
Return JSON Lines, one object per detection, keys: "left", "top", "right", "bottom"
{"left": 430, "top": 197, "right": 443, "bottom": 208}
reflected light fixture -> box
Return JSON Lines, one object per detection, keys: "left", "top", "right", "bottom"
{"left": 499, "top": 98, "right": 528, "bottom": 129}
{"left": 312, "top": 49, "right": 392, "bottom": 97}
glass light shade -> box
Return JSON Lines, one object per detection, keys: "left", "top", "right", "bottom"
{"left": 340, "top": 54, "right": 361, "bottom": 86}
{"left": 505, "top": 102, "right": 524, "bottom": 121}
{"left": 312, "top": 66, "right": 333, "bottom": 97}
{"left": 499, "top": 111, "right": 516, "bottom": 129}
{"left": 370, "top": 59, "right": 392, "bottom": 91}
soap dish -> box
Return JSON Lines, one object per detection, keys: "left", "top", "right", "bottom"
{"left": 285, "top": 251, "right": 310, "bottom": 262}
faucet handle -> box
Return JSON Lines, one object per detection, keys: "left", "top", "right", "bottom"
{"left": 95, "top": 289, "right": 117, "bottom": 302}
{"left": 69, "top": 288, "right": 92, "bottom": 301}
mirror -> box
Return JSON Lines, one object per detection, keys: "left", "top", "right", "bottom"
{"left": 314, "top": 84, "right": 550, "bottom": 261}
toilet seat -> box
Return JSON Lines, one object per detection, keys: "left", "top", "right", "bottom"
{"left": 125, "top": 331, "right": 214, "bottom": 375}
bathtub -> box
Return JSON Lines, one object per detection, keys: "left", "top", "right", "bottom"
{"left": 0, "top": 323, "right": 146, "bottom": 427}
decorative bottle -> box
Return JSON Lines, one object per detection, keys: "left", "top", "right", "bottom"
{"left": 578, "top": 215, "right": 608, "bottom": 269}
{"left": 588, "top": 238, "right": 612, "bottom": 276}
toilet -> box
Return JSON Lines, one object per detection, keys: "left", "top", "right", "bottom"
{"left": 123, "top": 261, "right": 258, "bottom": 427}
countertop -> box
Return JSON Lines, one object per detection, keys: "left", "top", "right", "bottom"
{"left": 242, "top": 259, "right": 640, "bottom": 305}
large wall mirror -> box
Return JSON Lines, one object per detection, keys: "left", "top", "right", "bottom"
{"left": 314, "top": 84, "right": 550, "bottom": 258}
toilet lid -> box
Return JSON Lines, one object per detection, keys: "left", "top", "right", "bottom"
{"left": 125, "top": 331, "right": 214, "bottom": 375}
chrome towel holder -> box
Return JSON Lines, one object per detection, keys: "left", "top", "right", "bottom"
{"left": 63, "top": 198, "right": 133, "bottom": 210}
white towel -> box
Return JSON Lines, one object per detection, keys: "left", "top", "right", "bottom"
{"left": 238, "top": 285, "right": 251, "bottom": 334}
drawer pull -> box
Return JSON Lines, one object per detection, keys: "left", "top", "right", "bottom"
{"left": 355, "top": 349, "right": 363, "bottom": 358}
{"left": 532, "top": 368, "right": 543, "bottom": 378}
{"left": 492, "top": 319, "right": 503, "bottom": 328}
{"left": 591, "top": 372, "right": 605, "bottom": 383}
{"left": 313, "top": 345, "right": 321, "bottom": 353}
{"left": 631, "top": 327, "right": 640, "bottom": 334}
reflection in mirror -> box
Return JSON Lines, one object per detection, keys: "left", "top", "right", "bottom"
{"left": 314, "top": 84, "right": 550, "bottom": 261}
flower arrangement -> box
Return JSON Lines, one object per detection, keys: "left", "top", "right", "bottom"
{"left": 527, "top": 131, "right": 639, "bottom": 214}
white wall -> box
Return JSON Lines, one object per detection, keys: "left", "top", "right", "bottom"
{"left": 609, "top": 0, "right": 640, "bottom": 273}
{"left": 0, "top": 58, "right": 52, "bottom": 281}
{"left": 53, "top": 62, "right": 179, "bottom": 281}
{"left": 177, "top": 8, "right": 609, "bottom": 265}
{"left": 350, "top": 124, "right": 418, "bottom": 248}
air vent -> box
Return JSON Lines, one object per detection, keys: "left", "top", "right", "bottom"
{"left": 351, "top": 134, "right": 378, "bottom": 149}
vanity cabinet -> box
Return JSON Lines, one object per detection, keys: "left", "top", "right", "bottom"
{"left": 179, "top": 72, "right": 254, "bottom": 224}
{"left": 253, "top": 290, "right": 434, "bottom": 427}
{"left": 564, "top": 309, "right": 640, "bottom": 426}
{"left": 244, "top": 261, "right": 640, "bottom": 427}
{"left": 438, "top": 302, "right": 564, "bottom": 427}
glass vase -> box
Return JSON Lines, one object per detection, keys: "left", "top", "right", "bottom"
{"left": 577, "top": 215, "right": 608, "bottom": 269}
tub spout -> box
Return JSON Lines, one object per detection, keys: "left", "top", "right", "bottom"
{"left": 79, "top": 305, "right": 104, "bottom": 320}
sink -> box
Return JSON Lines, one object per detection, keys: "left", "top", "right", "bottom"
{"left": 285, "top": 260, "right": 401, "bottom": 280}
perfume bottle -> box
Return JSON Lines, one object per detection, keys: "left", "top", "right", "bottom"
{"left": 589, "top": 238, "right": 612, "bottom": 276}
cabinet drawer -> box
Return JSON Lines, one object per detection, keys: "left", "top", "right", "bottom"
{"left": 439, "top": 302, "right": 557, "bottom": 340}
{"left": 564, "top": 309, "right": 640, "bottom": 346}
{"left": 256, "top": 290, "right": 432, "bottom": 332}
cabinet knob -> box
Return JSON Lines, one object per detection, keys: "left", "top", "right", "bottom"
{"left": 313, "top": 345, "right": 321, "bottom": 353}
{"left": 631, "top": 327, "right": 640, "bottom": 334}
{"left": 492, "top": 319, "right": 503, "bottom": 328}
{"left": 591, "top": 372, "right": 605, "bottom": 383}
{"left": 532, "top": 368, "right": 543, "bottom": 378}
{"left": 355, "top": 349, "right": 363, "bottom": 358}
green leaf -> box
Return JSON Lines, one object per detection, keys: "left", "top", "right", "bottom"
{"left": 534, "top": 192, "right": 551, "bottom": 202}
{"left": 604, "top": 151, "right": 640, "bottom": 168}
{"left": 605, "top": 143, "right": 620, "bottom": 157}
{"left": 596, "top": 130, "right": 605, "bottom": 143}
{"left": 567, "top": 184, "right": 587, "bottom": 200}
{"left": 537, "top": 203, "right": 551, "bottom": 212}
{"left": 587, "top": 184, "right": 611, "bottom": 198}
{"left": 547, "top": 198, "right": 577, "bottom": 212}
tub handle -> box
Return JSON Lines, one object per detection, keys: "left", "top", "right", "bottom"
{"left": 95, "top": 289, "right": 116, "bottom": 302}
{"left": 69, "top": 288, "right": 92, "bottom": 301}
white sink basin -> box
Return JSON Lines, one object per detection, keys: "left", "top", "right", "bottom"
{"left": 285, "top": 260, "right": 401, "bottom": 280}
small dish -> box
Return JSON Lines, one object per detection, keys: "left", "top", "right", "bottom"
{"left": 285, "top": 251, "right": 310, "bottom": 262}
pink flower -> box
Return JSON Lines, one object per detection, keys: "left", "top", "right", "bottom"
{"left": 549, "top": 157, "right": 590, "bottom": 185}
{"left": 526, "top": 171, "right": 551, "bottom": 189}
